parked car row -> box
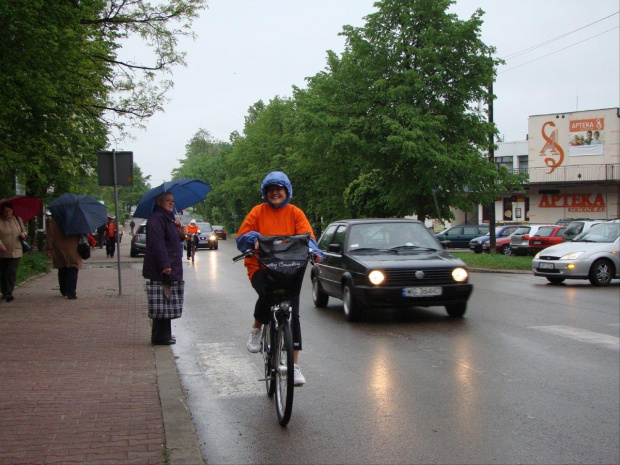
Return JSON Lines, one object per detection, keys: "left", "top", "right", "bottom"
{"left": 469, "top": 225, "right": 519, "bottom": 253}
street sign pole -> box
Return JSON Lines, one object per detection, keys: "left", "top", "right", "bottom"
{"left": 112, "top": 150, "right": 122, "bottom": 295}
{"left": 98, "top": 150, "right": 133, "bottom": 295}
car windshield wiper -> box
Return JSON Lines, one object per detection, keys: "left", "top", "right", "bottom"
{"left": 389, "top": 245, "right": 438, "bottom": 252}
{"left": 349, "top": 247, "right": 397, "bottom": 253}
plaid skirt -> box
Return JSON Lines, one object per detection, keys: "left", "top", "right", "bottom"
{"left": 146, "top": 280, "right": 184, "bottom": 319}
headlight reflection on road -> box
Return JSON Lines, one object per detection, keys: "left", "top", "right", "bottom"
{"left": 194, "top": 251, "right": 219, "bottom": 282}
{"left": 367, "top": 345, "right": 394, "bottom": 415}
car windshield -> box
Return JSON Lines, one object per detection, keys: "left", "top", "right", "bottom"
{"left": 564, "top": 222, "right": 584, "bottom": 237}
{"left": 573, "top": 223, "right": 620, "bottom": 243}
{"left": 197, "top": 223, "right": 213, "bottom": 232}
{"left": 535, "top": 226, "right": 555, "bottom": 236}
{"left": 347, "top": 223, "right": 439, "bottom": 252}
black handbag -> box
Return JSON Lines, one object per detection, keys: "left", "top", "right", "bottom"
{"left": 20, "top": 238, "right": 33, "bottom": 253}
{"left": 77, "top": 234, "right": 91, "bottom": 260}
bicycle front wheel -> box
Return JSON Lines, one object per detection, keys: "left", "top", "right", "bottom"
{"left": 262, "top": 324, "right": 275, "bottom": 397}
{"left": 274, "top": 319, "right": 294, "bottom": 426}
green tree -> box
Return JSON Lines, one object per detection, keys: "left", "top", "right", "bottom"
{"left": 303, "top": 0, "right": 523, "bottom": 222}
{"left": 0, "top": 0, "right": 205, "bottom": 201}
{"left": 171, "top": 129, "right": 231, "bottom": 222}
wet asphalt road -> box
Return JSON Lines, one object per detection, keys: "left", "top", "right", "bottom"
{"left": 171, "top": 240, "right": 619, "bottom": 465}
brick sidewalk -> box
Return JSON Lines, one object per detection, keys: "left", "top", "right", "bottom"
{"left": 0, "top": 250, "right": 166, "bottom": 464}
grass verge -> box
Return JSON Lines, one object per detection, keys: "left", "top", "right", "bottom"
{"left": 451, "top": 251, "right": 533, "bottom": 271}
{"left": 17, "top": 252, "right": 51, "bottom": 285}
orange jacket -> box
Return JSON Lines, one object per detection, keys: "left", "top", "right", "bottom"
{"left": 185, "top": 224, "right": 199, "bottom": 239}
{"left": 237, "top": 203, "right": 315, "bottom": 280}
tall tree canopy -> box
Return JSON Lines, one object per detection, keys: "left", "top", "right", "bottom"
{"left": 0, "top": 0, "right": 205, "bottom": 200}
{"left": 302, "top": 0, "right": 523, "bottom": 221}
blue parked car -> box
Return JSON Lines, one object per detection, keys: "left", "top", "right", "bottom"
{"left": 469, "top": 225, "right": 520, "bottom": 253}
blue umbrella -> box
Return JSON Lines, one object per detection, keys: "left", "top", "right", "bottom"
{"left": 48, "top": 193, "right": 108, "bottom": 235}
{"left": 132, "top": 178, "right": 211, "bottom": 219}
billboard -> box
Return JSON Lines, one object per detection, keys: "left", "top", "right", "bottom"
{"left": 528, "top": 108, "right": 617, "bottom": 176}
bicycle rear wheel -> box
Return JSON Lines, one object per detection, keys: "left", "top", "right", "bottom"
{"left": 262, "top": 324, "right": 275, "bottom": 397}
{"left": 274, "top": 318, "right": 294, "bottom": 426}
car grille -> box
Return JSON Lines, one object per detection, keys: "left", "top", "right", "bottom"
{"left": 538, "top": 255, "right": 560, "bottom": 260}
{"left": 382, "top": 269, "right": 456, "bottom": 286}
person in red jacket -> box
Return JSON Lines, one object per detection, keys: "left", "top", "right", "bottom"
{"left": 236, "top": 171, "right": 323, "bottom": 386}
{"left": 104, "top": 217, "right": 117, "bottom": 258}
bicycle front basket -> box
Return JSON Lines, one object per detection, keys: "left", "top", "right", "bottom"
{"left": 259, "top": 234, "right": 309, "bottom": 295}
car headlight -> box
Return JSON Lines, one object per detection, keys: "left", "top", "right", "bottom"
{"left": 368, "top": 270, "right": 385, "bottom": 285}
{"left": 560, "top": 251, "right": 585, "bottom": 260}
{"left": 210, "top": 234, "right": 217, "bottom": 240}
{"left": 452, "top": 267, "right": 468, "bottom": 282}
{"left": 534, "top": 251, "right": 541, "bottom": 259}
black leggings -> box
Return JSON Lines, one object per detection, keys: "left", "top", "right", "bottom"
{"left": 251, "top": 270, "right": 302, "bottom": 351}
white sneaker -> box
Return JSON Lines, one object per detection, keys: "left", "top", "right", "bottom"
{"left": 293, "top": 364, "right": 306, "bottom": 386}
{"left": 247, "top": 327, "right": 262, "bottom": 353}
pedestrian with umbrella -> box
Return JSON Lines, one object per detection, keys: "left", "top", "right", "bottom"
{"left": 0, "top": 202, "right": 29, "bottom": 302}
{"left": 46, "top": 193, "right": 108, "bottom": 300}
{"left": 143, "top": 192, "right": 188, "bottom": 344}
{"left": 134, "top": 179, "right": 210, "bottom": 345}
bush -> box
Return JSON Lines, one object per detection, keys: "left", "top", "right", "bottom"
{"left": 17, "top": 252, "right": 51, "bottom": 284}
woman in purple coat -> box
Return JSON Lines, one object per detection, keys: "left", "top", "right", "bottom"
{"left": 142, "top": 192, "right": 186, "bottom": 345}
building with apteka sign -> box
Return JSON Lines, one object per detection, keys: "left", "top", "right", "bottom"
{"left": 450, "top": 107, "right": 619, "bottom": 226}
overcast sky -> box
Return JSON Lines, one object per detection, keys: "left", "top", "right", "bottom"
{"left": 115, "top": 0, "right": 619, "bottom": 186}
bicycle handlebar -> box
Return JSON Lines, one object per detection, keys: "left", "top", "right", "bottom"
{"left": 232, "top": 248, "right": 316, "bottom": 264}
{"left": 232, "top": 249, "right": 258, "bottom": 263}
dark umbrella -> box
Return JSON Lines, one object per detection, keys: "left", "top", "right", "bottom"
{"left": 48, "top": 193, "right": 108, "bottom": 235}
{"left": 132, "top": 178, "right": 211, "bottom": 219}
{"left": 0, "top": 195, "right": 42, "bottom": 223}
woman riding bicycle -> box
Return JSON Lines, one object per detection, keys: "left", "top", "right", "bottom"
{"left": 236, "top": 171, "right": 323, "bottom": 386}
{"left": 185, "top": 219, "right": 199, "bottom": 260}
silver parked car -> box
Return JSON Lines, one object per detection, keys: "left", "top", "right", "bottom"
{"left": 532, "top": 220, "right": 620, "bottom": 286}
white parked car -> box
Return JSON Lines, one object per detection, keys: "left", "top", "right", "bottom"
{"left": 532, "top": 220, "right": 620, "bottom": 286}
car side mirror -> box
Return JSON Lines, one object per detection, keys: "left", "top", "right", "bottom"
{"left": 327, "top": 243, "right": 342, "bottom": 253}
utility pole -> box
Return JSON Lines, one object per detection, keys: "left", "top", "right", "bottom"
{"left": 488, "top": 78, "right": 497, "bottom": 254}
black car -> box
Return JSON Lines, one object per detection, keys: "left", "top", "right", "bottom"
{"left": 130, "top": 223, "right": 147, "bottom": 257}
{"left": 311, "top": 219, "right": 473, "bottom": 321}
{"left": 435, "top": 224, "right": 489, "bottom": 248}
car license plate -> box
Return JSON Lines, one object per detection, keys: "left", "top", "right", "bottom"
{"left": 538, "top": 262, "right": 554, "bottom": 270}
{"left": 402, "top": 287, "right": 442, "bottom": 297}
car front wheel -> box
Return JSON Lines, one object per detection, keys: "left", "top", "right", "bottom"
{"left": 501, "top": 244, "right": 511, "bottom": 255}
{"left": 445, "top": 302, "right": 467, "bottom": 318}
{"left": 589, "top": 259, "right": 614, "bottom": 286}
{"left": 342, "top": 283, "right": 361, "bottom": 322}
{"left": 312, "top": 275, "right": 329, "bottom": 307}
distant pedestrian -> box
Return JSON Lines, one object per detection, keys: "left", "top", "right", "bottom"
{"left": 143, "top": 192, "right": 186, "bottom": 345}
{"left": 0, "top": 202, "right": 28, "bottom": 303}
{"left": 118, "top": 224, "right": 124, "bottom": 243}
{"left": 97, "top": 224, "right": 106, "bottom": 248}
{"left": 129, "top": 219, "right": 136, "bottom": 235}
{"left": 45, "top": 217, "right": 82, "bottom": 300}
{"left": 104, "top": 217, "right": 117, "bottom": 258}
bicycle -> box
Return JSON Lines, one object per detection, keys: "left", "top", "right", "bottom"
{"left": 187, "top": 234, "right": 198, "bottom": 262}
{"left": 233, "top": 234, "right": 311, "bottom": 426}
